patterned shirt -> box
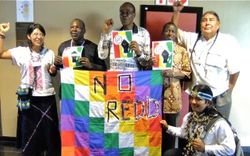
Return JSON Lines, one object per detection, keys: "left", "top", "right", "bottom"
{"left": 163, "top": 43, "right": 191, "bottom": 113}
{"left": 10, "top": 47, "right": 55, "bottom": 96}
{"left": 167, "top": 112, "right": 236, "bottom": 156}
{"left": 98, "top": 24, "right": 151, "bottom": 71}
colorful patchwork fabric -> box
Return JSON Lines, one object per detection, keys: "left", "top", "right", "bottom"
{"left": 60, "top": 69, "right": 163, "bottom": 156}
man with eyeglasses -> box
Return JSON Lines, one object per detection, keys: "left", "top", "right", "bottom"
{"left": 98, "top": 2, "right": 151, "bottom": 71}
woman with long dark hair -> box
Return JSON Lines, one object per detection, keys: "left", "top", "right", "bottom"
{"left": 0, "top": 23, "right": 60, "bottom": 156}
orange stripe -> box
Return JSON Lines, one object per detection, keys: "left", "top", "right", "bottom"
{"left": 63, "top": 56, "right": 69, "bottom": 68}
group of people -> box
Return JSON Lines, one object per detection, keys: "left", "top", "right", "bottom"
{"left": 160, "top": 1, "right": 240, "bottom": 156}
{"left": 0, "top": 1, "right": 240, "bottom": 156}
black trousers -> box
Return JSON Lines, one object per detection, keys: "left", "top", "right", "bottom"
{"left": 162, "top": 113, "right": 179, "bottom": 154}
{"left": 163, "top": 148, "right": 183, "bottom": 156}
{"left": 17, "top": 95, "right": 61, "bottom": 156}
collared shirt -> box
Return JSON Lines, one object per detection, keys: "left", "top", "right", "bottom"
{"left": 178, "top": 30, "right": 241, "bottom": 96}
{"left": 98, "top": 23, "right": 151, "bottom": 71}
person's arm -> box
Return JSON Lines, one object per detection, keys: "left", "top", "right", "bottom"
{"left": 160, "top": 120, "right": 182, "bottom": 136}
{"left": 0, "top": 23, "right": 11, "bottom": 59}
{"left": 54, "top": 43, "right": 64, "bottom": 69}
{"left": 48, "top": 50, "right": 57, "bottom": 76}
{"left": 161, "top": 113, "right": 190, "bottom": 138}
{"left": 48, "top": 65, "right": 57, "bottom": 76}
{"left": 204, "top": 120, "right": 236, "bottom": 156}
{"left": 171, "top": 1, "right": 184, "bottom": 27}
{"left": 229, "top": 72, "right": 239, "bottom": 90}
{"left": 97, "top": 19, "right": 113, "bottom": 60}
{"left": 171, "top": 2, "right": 194, "bottom": 50}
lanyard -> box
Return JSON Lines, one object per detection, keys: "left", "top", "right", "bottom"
{"left": 190, "top": 32, "right": 219, "bottom": 78}
{"left": 70, "top": 39, "right": 85, "bottom": 47}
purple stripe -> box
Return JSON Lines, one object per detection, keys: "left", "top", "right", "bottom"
{"left": 61, "top": 115, "right": 74, "bottom": 131}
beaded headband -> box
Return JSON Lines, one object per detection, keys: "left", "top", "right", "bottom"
{"left": 191, "top": 91, "right": 213, "bottom": 101}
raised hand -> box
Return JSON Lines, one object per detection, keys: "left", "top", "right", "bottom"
{"left": 173, "top": 1, "right": 184, "bottom": 12}
{"left": 102, "top": 19, "right": 114, "bottom": 34}
{"left": 0, "top": 23, "right": 10, "bottom": 33}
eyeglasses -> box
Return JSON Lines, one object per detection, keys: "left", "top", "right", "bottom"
{"left": 31, "top": 32, "right": 44, "bottom": 38}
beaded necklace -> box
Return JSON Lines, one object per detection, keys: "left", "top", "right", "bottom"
{"left": 182, "top": 112, "right": 213, "bottom": 156}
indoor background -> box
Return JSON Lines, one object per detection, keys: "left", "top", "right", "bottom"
{"left": 0, "top": 0, "right": 249, "bottom": 147}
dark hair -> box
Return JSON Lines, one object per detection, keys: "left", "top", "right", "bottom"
{"left": 161, "top": 22, "right": 177, "bottom": 34}
{"left": 202, "top": 11, "right": 220, "bottom": 22}
{"left": 191, "top": 84, "right": 220, "bottom": 116}
{"left": 26, "top": 23, "right": 46, "bottom": 36}
{"left": 26, "top": 23, "right": 46, "bottom": 49}
{"left": 120, "top": 2, "right": 136, "bottom": 13}
{"left": 71, "top": 18, "right": 85, "bottom": 29}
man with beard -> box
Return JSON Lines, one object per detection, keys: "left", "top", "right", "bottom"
{"left": 55, "top": 18, "right": 106, "bottom": 71}
{"left": 98, "top": 2, "right": 151, "bottom": 71}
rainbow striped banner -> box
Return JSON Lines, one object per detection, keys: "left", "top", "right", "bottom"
{"left": 60, "top": 69, "right": 163, "bottom": 156}
{"left": 152, "top": 40, "right": 174, "bottom": 70}
{"left": 112, "top": 30, "right": 133, "bottom": 58}
{"left": 62, "top": 46, "right": 83, "bottom": 68}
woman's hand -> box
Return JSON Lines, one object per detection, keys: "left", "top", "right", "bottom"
{"left": 47, "top": 64, "right": 57, "bottom": 75}
{"left": 0, "top": 23, "right": 10, "bottom": 34}
{"left": 160, "top": 120, "right": 169, "bottom": 129}
{"left": 192, "top": 138, "right": 205, "bottom": 152}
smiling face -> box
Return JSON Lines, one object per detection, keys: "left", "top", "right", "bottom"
{"left": 162, "top": 23, "right": 177, "bottom": 41}
{"left": 27, "top": 28, "right": 45, "bottom": 50}
{"left": 119, "top": 3, "right": 135, "bottom": 29}
{"left": 70, "top": 20, "right": 85, "bottom": 42}
{"left": 189, "top": 95, "right": 209, "bottom": 113}
{"left": 200, "top": 12, "right": 220, "bottom": 40}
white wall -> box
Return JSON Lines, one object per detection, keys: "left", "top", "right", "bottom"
{"left": 0, "top": 0, "right": 250, "bottom": 146}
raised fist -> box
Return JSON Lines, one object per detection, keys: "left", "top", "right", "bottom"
{"left": 0, "top": 23, "right": 10, "bottom": 33}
